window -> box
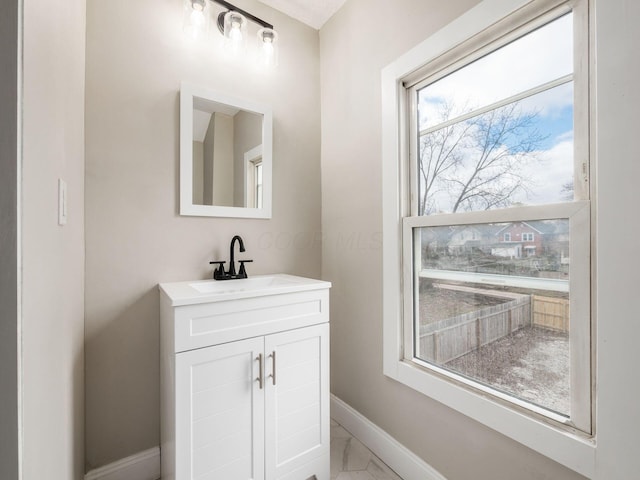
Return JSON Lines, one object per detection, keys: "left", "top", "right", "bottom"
{"left": 382, "top": 0, "right": 593, "bottom": 474}
{"left": 408, "top": 0, "right": 589, "bottom": 430}
{"left": 244, "top": 146, "right": 263, "bottom": 209}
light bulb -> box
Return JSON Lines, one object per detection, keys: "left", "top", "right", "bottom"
{"left": 263, "top": 39, "right": 274, "bottom": 57}
{"left": 258, "top": 28, "right": 278, "bottom": 68}
{"left": 229, "top": 22, "right": 243, "bottom": 44}
{"left": 223, "top": 11, "right": 247, "bottom": 55}
{"left": 190, "top": 9, "right": 205, "bottom": 27}
{"left": 184, "top": 0, "right": 208, "bottom": 39}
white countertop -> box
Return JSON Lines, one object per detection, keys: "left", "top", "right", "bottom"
{"left": 159, "top": 273, "right": 331, "bottom": 306}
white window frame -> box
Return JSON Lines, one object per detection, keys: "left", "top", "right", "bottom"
{"left": 381, "top": 0, "right": 595, "bottom": 476}
{"left": 244, "top": 144, "right": 263, "bottom": 209}
{"left": 522, "top": 232, "right": 535, "bottom": 241}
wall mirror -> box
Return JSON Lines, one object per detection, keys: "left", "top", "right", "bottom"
{"left": 180, "top": 82, "right": 273, "bottom": 218}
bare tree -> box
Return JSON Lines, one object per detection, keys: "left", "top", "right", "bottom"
{"left": 419, "top": 101, "right": 546, "bottom": 214}
{"left": 560, "top": 181, "right": 574, "bottom": 201}
{"left": 418, "top": 101, "right": 473, "bottom": 214}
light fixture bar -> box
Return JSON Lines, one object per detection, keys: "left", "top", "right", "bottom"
{"left": 211, "top": 0, "right": 274, "bottom": 30}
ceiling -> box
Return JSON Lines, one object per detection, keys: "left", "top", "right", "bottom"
{"left": 257, "top": 0, "right": 347, "bottom": 29}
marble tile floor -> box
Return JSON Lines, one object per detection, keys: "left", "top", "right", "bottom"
{"left": 330, "top": 419, "right": 403, "bottom": 480}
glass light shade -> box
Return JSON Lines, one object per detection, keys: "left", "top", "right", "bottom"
{"left": 223, "top": 11, "right": 247, "bottom": 54}
{"left": 257, "top": 28, "right": 279, "bottom": 67}
{"left": 183, "top": 0, "right": 209, "bottom": 40}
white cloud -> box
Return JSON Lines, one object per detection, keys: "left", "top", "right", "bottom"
{"left": 419, "top": 13, "right": 573, "bottom": 130}
{"left": 524, "top": 137, "right": 574, "bottom": 204}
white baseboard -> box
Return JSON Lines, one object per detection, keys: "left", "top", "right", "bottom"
{"left": 84, "top": 447, "right": 160, "bottom": 480}
{"left": 330, "top": 394, "right": 447, "bottom": 480}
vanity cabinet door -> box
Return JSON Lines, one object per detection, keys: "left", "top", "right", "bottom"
{"left": 176, "top": 337, "right": 265, "bottom": 480}
{"left": 264, "top": 323, "right": 330, "bottom": 480}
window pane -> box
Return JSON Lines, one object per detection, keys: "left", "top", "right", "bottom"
{"left": 418, "top": 83, "right": 574, "bottom": 215}
{"left": 418, "top": 13, "right": 573, "bottom": 131}
{"left": 414, "top": 220, "right": 571, "bottom": 416}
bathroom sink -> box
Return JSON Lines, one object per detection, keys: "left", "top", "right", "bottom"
{"left": 188, "top": 275, "right": 298, "bottom": 294}
{"left": 159, "top": 274, "right": 331, "bottom": 306}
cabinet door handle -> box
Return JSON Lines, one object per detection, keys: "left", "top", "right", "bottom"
{"left": 269, "top": 351, "right": 276, "bottom": 386}
{"left": 256, "top": 354, "right": 263, "bottom": 389}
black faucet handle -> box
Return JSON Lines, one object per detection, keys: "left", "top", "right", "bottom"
{"left": 209, "top": 261, "right": 226, "bottom": 279}
{"left": 238, "top": 260, "right": 253, "bottom": 278}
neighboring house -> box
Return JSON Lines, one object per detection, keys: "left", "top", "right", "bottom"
{"left": 432, "top": 224, "right": 502, "bottom": 256}
{"left": 494, "top": 221, "right": 546, "bottom": 258}
{"left": 532, "top": 219, "right": 571, "bottom": 265}
{"left": 447, "top": 225, "right": 484, "bottom": 254}
{"left": 422, "top": 220, "right": 568, "bottom": 262}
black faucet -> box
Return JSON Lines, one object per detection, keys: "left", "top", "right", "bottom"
{"left": 228, "top": 235, "right": 243, "bottom": 276}
{"left": 210, "top": 235, "right": 253, "bottom": 280}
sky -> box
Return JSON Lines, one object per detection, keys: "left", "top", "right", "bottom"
{"left": 417, "top": 13, "right": 575, "bottom": 212}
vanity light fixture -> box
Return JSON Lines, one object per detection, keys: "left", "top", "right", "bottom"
{"left": 184, "top": 0, "right": 279, "bottom": 67}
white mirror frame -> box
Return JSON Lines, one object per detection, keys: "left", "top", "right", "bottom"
{"left": 179, "top": 82, "right": 273, "bottom": 218}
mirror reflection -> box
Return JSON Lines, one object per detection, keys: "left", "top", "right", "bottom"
{"left": 191, "top": 99, "right": 263, "bottom": 208}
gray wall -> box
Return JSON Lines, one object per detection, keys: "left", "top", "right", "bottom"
{"left": 323, "top": 0, "right": 640, "bottom": 478}
{"left": 0, "top": 1, "right": 19, "bottom": 478}
{"left": 192, "top": 140, "right": 204, "bottom": 204}
{"left": 234, "top": 109, "right": 263, "bottom": 207}
{"left": 84, "top": 0, "right": 321, "bottom": 469}
{"left": 211, "top": 113, "right": 234, "bottom": 206}
{"left": 203, "top": 113, "right": 216, "bottom": 205}
{"left": 21, "top": 0, "right": 86, "bottom": 478}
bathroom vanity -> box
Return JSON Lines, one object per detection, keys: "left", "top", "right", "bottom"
{"left": 159, "top": 274, "right": 331, "bottom": 480}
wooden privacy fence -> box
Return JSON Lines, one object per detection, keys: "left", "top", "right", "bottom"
{"left": 418, "top": 295, "right": 531, "bottom": 364}
{"left": 532, "top": 295, "right": 570, "bottom": 332}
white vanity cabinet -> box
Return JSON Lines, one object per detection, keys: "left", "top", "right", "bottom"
{"left": 159, "top": 275, "right": 331, "bottom": 480}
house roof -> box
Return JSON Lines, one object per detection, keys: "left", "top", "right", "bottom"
{"left": 495, "top": 220, "right": 561, "bottom": 236}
